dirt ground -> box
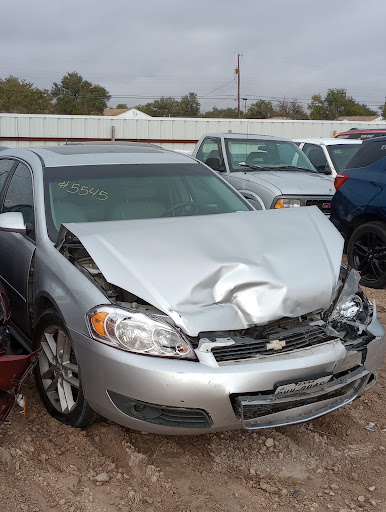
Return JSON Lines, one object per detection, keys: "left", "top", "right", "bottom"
{"left": 1, "top": 287, "right": 386, "bottom": 512}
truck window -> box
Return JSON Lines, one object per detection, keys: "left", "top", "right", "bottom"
{"left": 196, "top": 138, "right": 224, "bottom": 170}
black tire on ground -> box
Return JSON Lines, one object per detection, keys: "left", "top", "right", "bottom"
{"left": 34, "top": 311, "right": 99, "bottom": 428}
{"left": 347, "top": 221, "right": 386, "bottom": 289}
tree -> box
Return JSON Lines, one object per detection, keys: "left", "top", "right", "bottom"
{"left": 274, "top": 98, "right": 308, "bottom": 119}
{"left": 380, "top": 103, "right": 386, "bottom": 120}
{"left": 203, "top": 106, "right": 239, "bottom": 118}
{"left": 51, "top": 72, "right": 111, "bottom": 115}
{"left": 135, "top": 97, "right": 180, "bottom": 117}
{"left": 0, "top": 76, "right": 52, "bottom": 114}
{"left": 308, "top": 88, "right": 376, "bottom": 120}
{"left": 246, "top": 100, "right": 275, "bottom": 119}
{"left": 179, "top": 92, "right": 200, "bottom": 117}
{"left": 307, "top": 94, "right": 326, "bottom": 120}
{"left": 136, "top": 92, "right": 200, "bottom": 117}
{"left": 115, "top": 103, "right": 128, "bottom": 109}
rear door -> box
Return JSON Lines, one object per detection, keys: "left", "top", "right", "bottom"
{"left": 0, "top": 161, "right": 36, "bottom": 340}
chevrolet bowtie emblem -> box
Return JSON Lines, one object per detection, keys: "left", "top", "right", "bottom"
{"left": 266, "top": 339, "right": 286, "bottom": 351}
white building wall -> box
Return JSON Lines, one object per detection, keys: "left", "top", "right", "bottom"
{"left": 1, "top": 113, "right": 386, "bottom": 152}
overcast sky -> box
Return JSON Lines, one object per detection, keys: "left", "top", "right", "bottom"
{"left": 1, "top": 0, "right": 386, "bottom": 113}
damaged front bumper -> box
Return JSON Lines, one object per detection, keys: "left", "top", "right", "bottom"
{"left": 70, "top": 312, "right": 385, "bottom": 434}
{"left": 235, "top": 365, "right": 372, "bottom": 429}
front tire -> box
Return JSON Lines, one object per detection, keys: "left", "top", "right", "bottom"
{"left": 34, "top": 311, "right": 99, "bottom": 427}
{"left": 347, "top": 221, "right": 386, "bottom": 288}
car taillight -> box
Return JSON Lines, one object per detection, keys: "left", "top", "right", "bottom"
{"left": 334, "top": 173, "right": 349, "bottom": 190}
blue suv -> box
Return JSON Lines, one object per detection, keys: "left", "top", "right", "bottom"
{"left": 331, "top": 136, "right": 386, "bottom": 288}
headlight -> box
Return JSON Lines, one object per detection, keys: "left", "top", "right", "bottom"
{"left": 329, "top": 269, "right": 367, "bottom": 323}
{"left": 274, "top": 198, "right": 301, "bottom": 209}
{"left": 86, "top": 306, "right": 196, "bottom": 360}
{"left": 332, "top": 295, "right": 363, "bottom": 321}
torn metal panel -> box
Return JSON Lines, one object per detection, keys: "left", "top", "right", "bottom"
{"left": 60, "top": 206, "right": 343, "bottom": 336}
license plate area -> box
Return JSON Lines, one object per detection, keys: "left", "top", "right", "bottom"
{"left": 274, "top": 375, "right": 332, "bottom": 394}
{"left": 232, "top": 366, "right": 369, "bottom": 429}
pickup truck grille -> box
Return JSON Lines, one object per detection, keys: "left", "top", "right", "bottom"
{"left": 211, "top": 326, "right": 335, "bottom": 363}
{"left": 306, "top": 199, "right": 332, "bottom": 214}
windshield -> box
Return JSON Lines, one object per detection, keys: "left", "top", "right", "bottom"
{"left": 225, "top": 139, "right": 315, "bottom": 172}
{"left": 327, "top": 144, "right": 361, "bottom": 172}
{"left": 43, "top": 163, "right": 252, "bottom": 241}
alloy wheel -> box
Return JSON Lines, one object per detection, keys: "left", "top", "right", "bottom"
{"left": 352, "top": 231, "right": 386, "bottom": 283}
{"left": 38, "top": 326, "right": 79, "bottom": 414}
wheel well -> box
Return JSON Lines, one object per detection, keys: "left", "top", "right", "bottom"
{"left": 345, "top": 214, "right": 386, "bottom": 248}
{"left": 34, "top": 296, "right": 58, "bottom": 325}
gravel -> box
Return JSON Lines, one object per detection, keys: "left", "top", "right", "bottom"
{"left": 0, "top": 285, "right": 386, "bottom": 511}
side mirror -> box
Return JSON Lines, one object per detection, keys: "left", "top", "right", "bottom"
{"left": 0, "top": 212, "right": 26, "bottom": 234}
{"left": 323, "top": 164, "right": 332, "bottom": 175}
{"left": 247, "top": 199, "right": 263, "bottom": 211}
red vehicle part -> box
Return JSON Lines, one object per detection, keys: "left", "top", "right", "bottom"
{"left": 0, "top": 282, "right": 41, "bottom": 422}
{"left": 334, "top": 173, "right": 349, "bottom": 191}
{"left": 334, "top": 129, "right": 386, "bottom": 140}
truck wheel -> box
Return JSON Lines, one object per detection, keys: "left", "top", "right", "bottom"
{"left": 34, "top": 311, "right": 99, "bottom": 427}
{"left": 347, "top": 222, "right": 386, "bottom": 288}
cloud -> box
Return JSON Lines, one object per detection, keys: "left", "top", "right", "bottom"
{"left": 1, "top": 0, "right": 385, "bottom": 111}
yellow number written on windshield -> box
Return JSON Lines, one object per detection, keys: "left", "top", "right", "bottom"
{"left": 58, "top": 182, "right": 109, "bottom": 201}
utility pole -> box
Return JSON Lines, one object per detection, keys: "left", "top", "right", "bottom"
{"left": 235, "top": 53, "right": 242, "bottom": 118}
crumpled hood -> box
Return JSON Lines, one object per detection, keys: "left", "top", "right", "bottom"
{"left": 63, "top": 207, "right": 343, "bottom": 336}
{"left": 235, "top": 170, "right": 335, "bottom": 196}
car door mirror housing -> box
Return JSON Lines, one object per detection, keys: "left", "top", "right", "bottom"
{"left": 323, "top": 164, "right": 332, "bottom": 175}
{"left": 246, "top": 199, "right": 263, "bottom": 211}
{"left": 0, "top": 212, "right": 26, "bottom": 234}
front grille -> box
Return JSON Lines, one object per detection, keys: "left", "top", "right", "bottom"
{"left": 107, "top": 390, "right": 212, "bottom": 429}
{"left": 306, "top": 199, "right": 332, "bottom": 214}
{"left": 211, "top": 325, "right": 335, "bottom": 363}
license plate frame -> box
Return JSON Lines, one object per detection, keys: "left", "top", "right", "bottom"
{"left": 275, "top": 375, "right": 332, "bottom": 394}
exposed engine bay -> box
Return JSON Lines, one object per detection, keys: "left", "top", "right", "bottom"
{"left": 58, "top": 234, "right": 378, "bottom": 364}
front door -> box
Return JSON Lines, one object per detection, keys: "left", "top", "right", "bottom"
{"left": 0, "top": 161, "right": 36, "bottom": 339}
{"left": 195, "top": 137, "right": 227, "bottom": 177}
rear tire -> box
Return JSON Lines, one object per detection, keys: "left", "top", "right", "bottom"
{"left": 347, "top": 221, "right": 386, "bottom": 289}
{"left": 34, "top": 311, "right": 99, "bottom": 427}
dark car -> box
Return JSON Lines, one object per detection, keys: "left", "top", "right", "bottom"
{"left": 331, "top": 136, "right": 386, "bottom": 288}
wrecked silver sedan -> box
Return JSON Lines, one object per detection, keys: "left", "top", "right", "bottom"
{"left": 0, "top": 143, "right": 384, "bottom": 434}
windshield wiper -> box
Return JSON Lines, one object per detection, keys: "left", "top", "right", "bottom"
{"left": 273, "top": 166, "right": 317, "bottom": 173}
{"left": 239, "top": 163, "right": 317, "bottom": 173}
{"left": 238, "top": 163, "right": 274, "bottom": 171}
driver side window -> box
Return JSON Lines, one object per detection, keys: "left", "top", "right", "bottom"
{"left": 0, "top": 159, "right": 15, "bottom": 193}
{"left": 1, "top": 162, "right": 35, "bottom": 239}
{"left": 196, "top": 138, "right": 225, "bottom": 171}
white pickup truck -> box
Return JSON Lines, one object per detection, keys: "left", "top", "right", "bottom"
{"left": 192, "top": 133, "right": 335, "bottom": 214}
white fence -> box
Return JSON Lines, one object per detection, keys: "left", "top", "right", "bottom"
{"left": 1, "top": 113, "right": 386, "bottom": 152}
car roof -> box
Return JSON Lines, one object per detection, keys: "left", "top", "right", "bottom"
{"left": 202, "top": 133, "right": 292, "bottom": 142}
{"left": 361, "top": 136, "right": 386, "bottom": 143}
{"left": 0, "top": 142, "right": 197, "bottom": 168}
{"left": 294, "top": 138, "right": 362, "bottom": 146}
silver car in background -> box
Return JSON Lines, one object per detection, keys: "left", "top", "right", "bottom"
{"left": 192, "top": 134, "right": 336, "bottom": 215}
{"left": 0, "top": 143, "right": 384, "bottom": 434}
